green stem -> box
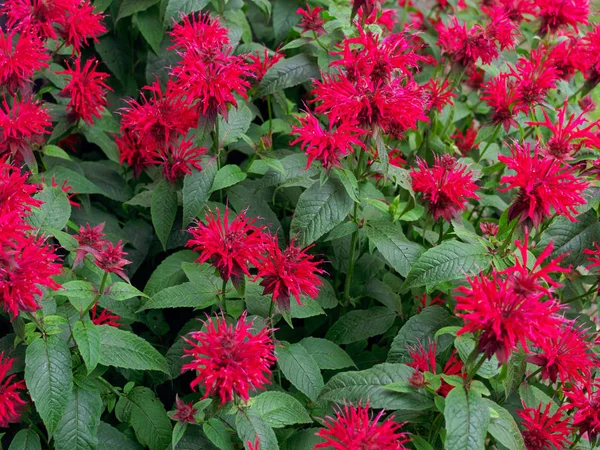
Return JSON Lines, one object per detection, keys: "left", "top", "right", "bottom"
{"left": 221, "top": 278, "right": 228, "bottom": 314}
{"left": 525, "top": 366, "right": 543, "bottom": 384}
{"left": 498, "top": 217, "right": 519, "bottom": 255}
{"left": 437, "top": 218, "right": 444, "bottom": 245}
{"left": 267, "top": 95, "right": 273, "bottom": 136}
{"left": 466, "top": 354, "right": 487, "bottom": 383}
{"left": 81, "top": 272, "right": 109, "bottom": 319}
{"left": 268, "top": 299, "right": 275, "bottom": 321}
{"left": 565, "top": 283, "right": 599, "bottom": 304}
{"left": 313, "top": 31, "right": 328, "bottom": 52}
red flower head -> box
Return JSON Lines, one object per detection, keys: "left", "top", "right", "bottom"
{"left": 1, "top": 0, "right": 65, "bottom": 40}
{"left": 57, "top": 0, "right": 106, "bottom": 55}
{"left": 584, "top": 242, "right": 600, "bottom": 273}
{"left": 517, "top": 403, "right": 573, "bottom": 450}
{"left": 436, "top": 18, "right": 498, "bottom": 66}
{"left": 410, "top": 154, "right": 480, "bottom": 222}
{"left": 0, "top": 352, "right": 26, "bottom": 427}
{"left": 415, "top": 293, "right": 444, "bottom": 313}
{"left": 501, "top": 231, "right": 569, "bottom": 297}
{"left": 315, "top": 403, "right": 411, "bottom": 450}
{"left": 172, "top": 396, "right": 197, "bottom": 424}
{"left": 510, "top": 50, "right": 559, "bottom": 112}
{"left": 498, "top": 142, "right": 589, "bottom": 227}
{"left": 545, "top": 37, "right": 586, "bottom": 80}
{"left": 90, "top": 303, "right": 121, "bottom": 327}
{"left": 296, "top": 5, "right": 326, "bottom": 36}
{"left": 451, "top": 124, "right": 479, "bottom": 156}
{"left": 526, "top": 100, "right": 600, "bottom": 161}
{"left": 149, "top": 139, "right": 206, "bottom": 182}
{"left": 425, "top": 78, "right": 456, "bottom": 113}
{"left": 485, "top": 0, "right": 535, "bottom": 24}
{"left": 565, "top": 381, "right": 600, "bottom": 440}
{"left": 247, "top": 47, "right": 283, "bottom": 82}
{"left": 0, "top": 162, "right": 41, "bottom": 218}
{"left": 455, "top": 271, "right": 563, "bottom": 363}
{"left": 465, "top": 65, "right": 485, "bottom": 90}
{"left": 527, "top": 324, "right": 594, "bottom": 385}
{"left": 536, "top": 0, "right": 589, "bottom": 35}
{"left": 255, "top": 237, "right": 325, "bottom": 312}
{"left": 0, "top": 96, "right": 51, "bottom": 162}
{"left": 94, "top": 240, "right": 131, "bottom": 282}
{"left": 479, "top": 222, "right": 499, "bottom": 236}
{"left": 583, "top": 26, "right": 600, "bottom": 87}
{"left": 182, "top": 312, "right": 276, "bottom": 404}
{"left": 358, "top": 8, "right": 397, "bottom": 32}
{"left": 169, "top": 12, "right": 230, "bottom": 56}
{"left": 73, "top": 222, "right": 105, "bottom": 266}
{"left": 120, "top": 79, "right": 199, "bottom": 152}
{"left": 117, "top": 129, "right": 151, "bottom": 178}
{"left": 407, "top": 341, "right": 465, "bottom": 397}
{"left": 0, "top": 232, "right": 62, "bottom": 318}
{"left": 485, "top": 11, "right": 518, "bottom": 50}
{"left": 186, "top": 207, "right": 267, "bottom": 283}
{"left": 290, "top": 110, "right": 365, "bottom": 169}
{"left": 58, "top": 57, "right": 112, "bottom": 125}
{"left": 481, "top": 73, "right": 520, "bottom": 131}
{"left": 0, "top": 29, "right": 49, "bottom": 95}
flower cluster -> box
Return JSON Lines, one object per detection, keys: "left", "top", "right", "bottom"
{"left": 407, "top": 341, "right": 464, "bottom": 397}
{"left": 0, "top": 352, "right": 26, "bottom": 427}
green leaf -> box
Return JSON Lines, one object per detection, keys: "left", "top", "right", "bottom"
{"left": 144, "top": 250, "right": 197, "bottom": 296}
{"left": 146, "top": 39, "right": 180, "bottom": 86}
{"left": 117, "top": 0, "right": 160, "bottom": 21}
{"left": 95, "top": 35, "right": 129, "bottom": 85}
{"left": 319, "top": 363, "right": 433, "bottom": 410}
{"left": 60, "top": 280, "right": 96, "bottom": 299}
{"left": 257, "top": 54, "right": 320, "bottom": 96}
{"left": 210, "top": 165, "right": 247, "bottom": 192}
{"left": 250, "top": 392, "right": 311, "bottom": 428}
{"left": 73, "top": 320, "right": 101, "bottom": 374}
{"left": 273, "top": 0, "right": 300, "bottom": 42}
{"left": 333, "top": 168, "right": 360, "bottom": 203}
{"left": 218, "top": 103, "right": 253, "bottom": 146}
{"left": 250, "top": 0, "right": 271, "bottom": 18}
{"left": 503, "top": 351, "right": 527, "bottom": 398}
{"left": 454, "top": 335, "right": 500, "bottom": 379}
{"left": 298, "top": 337, "right": 355, "bottom": 370}
{"left": 116, "top": 387, "right": 172, "bottom": 450}
{"left": 107, "top": 282, "right": 148, "bottom": 301}
{"left": 444, "top": 386, "right": 490, "bottom": 450}
{"left": 388, "top": 306, "right": 458, "bottom": 363}
{"left": 289, "top": 296, "right": 325, "bottom": 319}
{"left": 183, "top": 163, "right": 218, "bottom": 226}
{"left": 481, "top": 399, "right": 526, "bottom": 450}
{"left": 98, "top": 325, "right": 170, "bottom": 374}
{"left": 138, "top": 282, "right": 217, "bottom": 310}
{"left": 81, "top": 125, "right": 120, "bottom": 163}
{"left": 25, "top": 336, "right": 73, "bottom": 436}
{"left": 290, "top": 178, "right": 353, "bottom": 246}
{"left": 29, "top": 186, "right": 71, "bottom": 232}
{"left": 163, "top": 0, "right": 209, "bottom": 28}
{"left": 43, "top": 145, "right": 71, "bottom": 160}
{"left": 326, "top": 307, "right": 396, "bottom": 345}
{"left": 54, "top": 387, "right": 103, "bottom": 450}
{"left": 366, "top": 220, "right": 424, "bottom": 277}
{"left": 202, "top": 419, "right": 234, "bottom": 450}
{"left": 97, "top": 422, "right": 144, "bottom": 450}
{"left": 136, "top": 7, "right": 163, "bottom": 54}
{"left": 8, "top": 429, "right": 41, "bottom": 450}
{"left": 235, "top": 411, "right": 279, "bottom": 450}
{"left": 402, "top": 241, "right": 492, "bottom": 291}
{"left": 152, "top": 180, "right": 178, "bottom": 251}
{"left": 276, "top": 343, "right": 324, "bottom": 401}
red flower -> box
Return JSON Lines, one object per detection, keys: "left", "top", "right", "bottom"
{"left": 117, "top": 129, "right": 151, "bottom": 177}
{"left": 425, "top": 79, "right": 456, "bottom": 112}
{"left": 526, "top": 100, "right": 599, "bottom": 160}
{"left": 58, "top": 57, "right": 112, "bottom": 125}
{"left": 255, "top": 237, "right": 325, "bottom": 312}
{"left": 182, "top": 312, "right": 276, "bottom": 404}
{"left": 149, "top": 139, "right": 206, "bottom": 183}
{"left": 358, "top": 8, "right": 397, "bottom": 32}
{"left": 0, "top": 29, "right": 49, "bottom": 94}
{"left": 584, "top": 242, "right": 600, "bottom": 272}
{"left": 498, "top": 142, "right": 589, "bottom": 227}
{"left": 436, "top": 18, "right": 498, "bottom": 66}
{"left": 451, "top": 124, "right": 479, "bottom": 156}
{"left": 0, "top": 162, "right": 41, "bottom": 218}
{"left": 536, "top": 0, "right": 589, "bottom": 35}
{"left": 247, "top": 47, "right": 283, "bottom": 82}
{"left": 90, "top": 303, "right": 121, "bottom": 327}
{"left": 0, "top": 96, "right": 51, "bottom": 162}
{"left": 94, "top": 240, "right": 131, "bottom": 282}
{"left": 186, "top": 207, "right": 267, "bottom": 283}
{"left": 315, "top": 403, "right": 411, "bottom": 450}
{"left": 565, "top": 381, "right": 600, "bottom": 440}
{"left": 73, "top": 222, "right": 105, "bottom": 266}
{"left": 296, "top": 5, "right": 326, "bottom": 36}
{"left": 57, "top": 0, "right": 106, "bottom": 55}
{"left": 484, "top": 0, "right": 535, "bottom": 23}
{"left": 407, "top": 341, "right": 465, "bottom": 397}
{"left": 415, "top": 293, "right": 444, "bottom": 312}
{"left": 172, "top": 396, "right": 197, "bottom": 424}
{"left": 485, "top": 11, "right": 518, "bottom": 50}
{"left": 465, "top": 65, "right": 485, "bottom": 90}
{"left": 455, "top": 271, "right": 563, "bottom": 363}
{"left": 247, "top": 438, "right": 260, "bottom": 450}
{"left": 510, "top": 50, "right": 559, "bottom": 112}
{"left": 410, "top": 154, "right": 480, "bottom": 222}
{"left": 501, "top": 231, "right": 569, "bottom": 297}
{"left": 2, "top": 0, "right": 65, "bottom": 40}
{"left": 527, "top": 324, "right": 594, "bottom": 385}
{"left": 481, "top": 73, "right": 520, "bottom": 131}
{"left": 479, "top": 222, "right": 499, "bottom": 236}
{"left": 169, "top": 12, "right": 230, "bottom": 56}
{"left": 583, "top": 26, "right": 600, "bottom": 87}
{"left": 290, "top": 110, "right": 365, "bottom": 169}
{"left": 0, "top": 352, "right": 26, "bottom": 427}
{"left": 517, "top": 402, "right": 572, "bottom": 450}
{"left": 545, "top": 37, "right": 586, "bottom": 80}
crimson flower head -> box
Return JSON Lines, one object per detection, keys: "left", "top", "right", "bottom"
{"left": 536, "top": 0, "right": 589, "bottom": 35}
{"left": 407, "top": 341, "right": 464, "bottom": 397}
{"left": 296, "top": 5, "right": 326, "bottom": 36}
{"left": 117, "top": 129, "right": 151, "bottom": 178}
{"left": 545, "top": 37, "right": 586, "bottom": 80}
{"left": 57, "top": 0, "right": 106, "bottom": 55}
{"left": 0, "top": 96, "right": 51, "bottom": 162}
{"left": 410, "top": 154, "right": 479, "bottom": 222}
{"left": 584, "top": 242, "right": 600, "bottom": 273}
{"left": 485, "top": 11, "right": 518, "bottom": 50}
{"left": 481, "top": 73, "right": 520, "bottom": 131}
{"left": 1, "top": 0, "right": 64, "bottom": 39}
{"left": 480, "top": 222, "right": 499, "bottom": 236}
{"left": 290, "top": 110, "right": 365, "bottom": 169}
{"left": 358, "top": 8, "right": 397, "bottom": 32}
{"left": 186, "top": 207, "right": 267, "bottom": 283}
{"left": 499, "top": 142, "right": 589, "bottom": 227}
{"left": 90, "top": 303, "right": 121, "bottom": 327}
{"left": 455, "top": 271, "right": 563, "bottom": 363}
{"left": 315, "top": 403, "right": 411, "bottom": 449}
{"left": 0, "top": 352, "right": 26, "bottom": 427}
{"left": 0, "top": 29, "right": 49, "bottom": 95}
{"left": 425, "top": 79, "right": 456, "bottom": 112}
{"left": 247, "top": 47, "right": 283, "bottom": 82}
{"left": 172, "top": 396, "right": 197, "bottom": 424}
{"left": 94, "top": 240, "right": 131, "bottom": 282}
{"left": 169, "top": 12, "right": 230, "bottom": 55}
{"left": 58, "top": 57, "right": 112, "bottom": 125}
{"left": 465, "top": 65, "right": 485, "bottom": 90}
{"left": 451, "top": 124, "right": 479, "bottom": 156}
{"left": 73, "top": 222, "right": 105, "bottom": 266}
{"left": 564, "top": 381, "right": 600, "bottom": 440}
{"left": 255, "top": 237, "right": 325, "bottom": 313}
{"left": 517, "top": 403, "right": 572, "bottom": 450}
{"left": 527, "top": 324, "right": 594, "bottom": 385}
{"left": 182, "top": 312, "right": 276, "bottom": 404}
{"left": 510, "top": 50, "right": 559, "bottom": 112}
{"left": 149, "top": 139, "right": 206, "bottom": 182}
{"left": 583, "top": 26, "right": 600, "bottom": 87}
{"left": 0, "top": 162, "right": 41, "bottom": 217}
{"left": 436, "top": 18, "right": 498, "bottom": 66}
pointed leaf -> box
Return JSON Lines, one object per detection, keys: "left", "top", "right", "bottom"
{"left": 54, "top": 387, "right": 103, "bottom": 450}
{"left": 152, "top": 180, "right": 178, "bottom": 251}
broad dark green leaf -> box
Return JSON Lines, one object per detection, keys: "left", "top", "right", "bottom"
{"left": 217, "top": 103, "right": 252, "bottom": 146}
{"left": 107, "top": 282, "right": 148, "bottom": 301}
{"left": 81, "top": 125, "right": 120, "bottom": 163}
{"left": 143, "top": 250, "right": 197, "bottom": 296}
{"left": 73, "top": 320, "right": 101, "bottom": 374}
{"left": 299, "top": 337, "right": 355, "bottom": 370}
{"left": 444, "top": 386, "right": 490, "bottom": 450}
{"left": 95, "top": 35, "right": 129, "bottom": 85}
{"left": 210, "top": 165, "right": 247, "bottom": 192}
{"left": 29, "top": 186, "right": 71, "bottom": 232}
{"left": 367, "top": 220, "right": 424, "bottom": 277}
{"left": 257, "top": 54, "right": 320, "bottom": 96}
{"left": 54, "top": 387, "right": 103, "bottom": 450}
{"left": 97, "top": 422, "right": 144, "bottom": 450}
{"left": 117, "top": 0, "right": 160, "bottom": 21}
{"left": 276, "top": 343, "right": 324, "bottom": 401}
{"left": 25, "top": 337, "right": 73, "bottom": 436}
{"left": 481, "top": 399, "right": 526, "bottom": 450}
{"left": 250, "top": 392, "right": 312, "bottom": 428}
{"left": 8, "top": 429, "right": 41, "bottom": 450}
{"left": 273, "top": 0, "right": 300, "bottom": 42}
{"left": 152, "top": 180, "right": 178, "bottom": 251}
{"left": 137, "top": 7, "right": 163, "bottom": 53}
{"left": 235, "top": 411, "right": 279, "bottom": 450}
{"left": 326, "top": 307, "right": 396, "bottom": 345}
{"left": 138, "top": 281, "right": 217, "bottom": 310}
{"left": 203, "top": 419, "right": 234, "bottom": 450}
{"left": 280, "top": 428, "right": 325, "bottom": 450}
{"left": 163, "top": 0, "right": 209, "bottom": 27}
{"left": 183, "top": 162, "right": 218, "bottom": 225}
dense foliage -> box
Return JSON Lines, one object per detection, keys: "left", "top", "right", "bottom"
{"left": 1, "top": 0, "right": 600, "bottom": 449}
